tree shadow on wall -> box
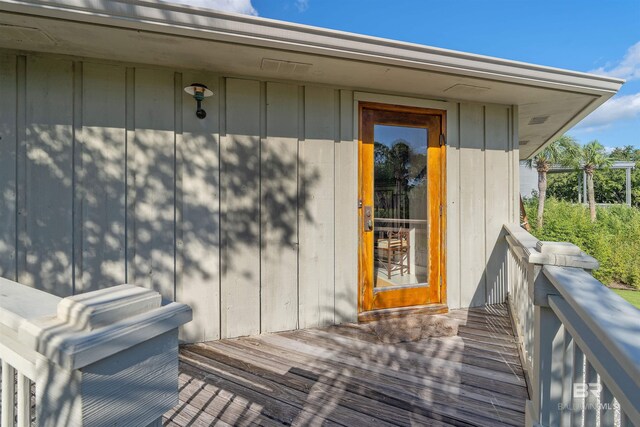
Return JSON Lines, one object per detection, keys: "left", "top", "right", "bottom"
{"left": 1, "top": 113, "right": 318, "bottom": 323}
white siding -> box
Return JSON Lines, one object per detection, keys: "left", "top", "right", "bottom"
{"left": 334, "top": 89, "right": 358, "bottom": 323}
{"left": 132, "top": 68, "right": 176, "bottom": 300}
{"left": 221, "top": 78, "right": 262, "bottom": 338}
{"left": 261, "top": 82, "right": 299, "bottom": 333}
{"left": 459, "top": 103, "right": 487, "bottom": 307}
{"left": 299, "top": 86, "right": 337, "bottom": 329}
{"left": 22, "top": 57, "right": 74, "bottom": 296}
{"left": 0, "top": 53, "right": 17, "bottom": 281}
{"left": 79, "top": 62, "right": 127, "bottom": 293}
{"left": 176, "top": 70, "right": 221, "bottom": 342}
{"left": 485, "top": 105, "right": 511, "bottom": 305}
{"left": 0, "top": 52, "right": 518, "bottom": 341}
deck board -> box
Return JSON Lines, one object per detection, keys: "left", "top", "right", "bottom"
{"left": 165, "top": 304, "right": 528, "bottom": 426}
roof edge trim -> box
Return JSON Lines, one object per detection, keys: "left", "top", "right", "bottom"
{"left": 0, "top": 0, "right": 625, "bottom": 96}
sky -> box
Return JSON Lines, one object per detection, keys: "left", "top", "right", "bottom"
{"left": 171, "top": 0, "right": 640, "bottom": 149}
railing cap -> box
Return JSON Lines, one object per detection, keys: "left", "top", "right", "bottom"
{"left": 536, "top": 241, "right": 582, "bottom": 256}
{"left": 504, "top": 223, "right": 599, "bottom": 270}
{"left": 57, "top": 284, "right": 162, "bottom": 330}
{"left": 1, "top": 278, "right": 192, "bottom": 370}
{"left": 0, "top": 277, "right": 61, "bottom": 332}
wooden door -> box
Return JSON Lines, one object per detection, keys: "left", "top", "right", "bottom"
{"left": 358, "top": 102, "right": 446, "bottom": 315}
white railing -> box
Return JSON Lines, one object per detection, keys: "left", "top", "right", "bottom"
{"left": 505, "top": 224, "right": 640, "bottom": 427}
{"left": 0, "top": 277, "right": 192, "bottom": 427}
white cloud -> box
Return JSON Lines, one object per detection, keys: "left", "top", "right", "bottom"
{"left": 166, "top": 0, "right": 258, "bottom": 15}
{"left": 295, "top": 0, "right": 309, "bottom": 12}
{"left": 590, "top": 41, "right": 640, "bottom": 81}
{"left": 574, "top": 92, "right": 640, "bottom": 132}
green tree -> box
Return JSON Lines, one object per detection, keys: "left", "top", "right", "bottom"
{"left": 547, "top": 172, "right": 580, "bottom": 201}
{"left": 564, "top": 140, "right": 613, "bottom": 221}
{"left": 525, "top": 136, "right": 575, "bottom": 228}
{"left": 609, "top": 145, "right": 640, "bottom": 161}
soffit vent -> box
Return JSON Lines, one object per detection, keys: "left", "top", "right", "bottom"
{"left": 520, "top": 140, "right": 530, "bottom": 145}
{"left": 261, "top": 58, "right": 312, "bottom": 75}
{"left": 443, "top": 84, "right": 491, "bottom": 96}
{"left": 0, "top": 24, "right": 55, "bottom": 44}
{"left": 528, "top": 116, "right": 549, "bottom": 125}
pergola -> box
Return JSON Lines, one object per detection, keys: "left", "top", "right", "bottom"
{"left": 548, "top": 161, "right": 636, "bottom": 206}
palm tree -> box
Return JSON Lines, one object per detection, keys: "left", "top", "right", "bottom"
{"left": 526, "top": 136, "right": 575, "bottom": 228}
{"left": 564, "top": 140, "right": 613, "bottom": 221}
{"left": 374, "top": 140, "right": 412, "bottom": 218}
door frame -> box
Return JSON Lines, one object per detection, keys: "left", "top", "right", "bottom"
{"left": 357, "top": 101, "right": 447, "bottom": 317}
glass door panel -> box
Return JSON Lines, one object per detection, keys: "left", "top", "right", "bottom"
{"left": 373, "top": 125, "right": 429, "bottom": 290}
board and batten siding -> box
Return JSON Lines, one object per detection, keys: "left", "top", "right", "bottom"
{"left": 0, "top": 51, "right": 517, "bottom": 342}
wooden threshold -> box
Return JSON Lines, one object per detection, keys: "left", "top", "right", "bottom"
{"left": 357, "top": 303, "right": 448, "bottom": 323}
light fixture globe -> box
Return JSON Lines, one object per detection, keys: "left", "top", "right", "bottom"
{"left": 184, "top": 83, "right": 213, "bottom": 119}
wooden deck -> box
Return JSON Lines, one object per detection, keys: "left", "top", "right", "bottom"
{"left": 163, "top": 304, "right": 528, "bottom": 427}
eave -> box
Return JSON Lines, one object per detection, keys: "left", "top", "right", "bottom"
{"left": 0, "top": 0, "right": 624, "bottom": 158}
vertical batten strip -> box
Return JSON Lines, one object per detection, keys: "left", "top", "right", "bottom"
{"left": 512, "top": 106, "right": 520, "bottom": 224}
{"left": 258, "top": 80, "right": 266, "bottom": 334}
{"left": 482, "top": 105, "right": 489, "bottom": 304}
{"left": 218, "top": 76, "right": 226, "bottom": 341}
{"left": 507, "top": 106, "right": 513, "bottom": 223}
{"left": 72, "top": 61, "right": 83, "bottom": 295}
{"left": 174, "top": 72, "right": 182, "bottom": 302}
{"left": 443, "top": 101, "right": 460, "bottom": 309}
{"left": 1, "top": 361, "right": 16, "bottom": 427}
{"left": 125, "top": 67, "right": 136, "bottom": 284}
{"left": 297, "top": 85, "right": 305, "bottom": 329}
{"left": 15, "top": 55, "right": 27, "bottom": 287}
{"left": 332, "top": 89, "right": 339, "bottom": 324}
{"left": 456, "top": 102, "right": 462, "bottom": 309}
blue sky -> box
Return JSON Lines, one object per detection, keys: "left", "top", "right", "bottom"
{"left": 178, "top": 0, "right": 640, "bottom": 149}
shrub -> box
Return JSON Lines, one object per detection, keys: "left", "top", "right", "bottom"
{"left": 524, "top": 198, "right": 640, "bottom": 289}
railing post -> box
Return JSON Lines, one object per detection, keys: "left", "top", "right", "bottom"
{"left": 17, "top": 284, "right": 192, "bottom": 427}
{"left": 532, "top": 305, "right": 565, "bottom": 426}
{"left": 521, "top": 239, "right": 593, "bottom": 427}
{"left": 526, "top": 266, "right": 564, "bottom": 427}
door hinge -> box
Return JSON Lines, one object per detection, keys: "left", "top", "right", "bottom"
{"left": 439, "top": 133, "right": 446, "bottom": 147}
{"left": 439, "top": 204, "right": 443, "bottom": 216}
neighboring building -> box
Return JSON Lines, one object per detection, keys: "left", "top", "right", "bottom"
{"left": 520, "top": 161, "right": 539, "bottom": 199}
{"left": 0, "top": 0, "right": 623, "bottom": 343}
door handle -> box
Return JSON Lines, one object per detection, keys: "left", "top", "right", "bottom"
{"left": 364, "top": 206, "right": 373, "bottom": 231}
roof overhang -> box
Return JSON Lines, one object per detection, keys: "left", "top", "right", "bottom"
{"left": 0, "top": 0, "right": 624, "bottom": 158}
